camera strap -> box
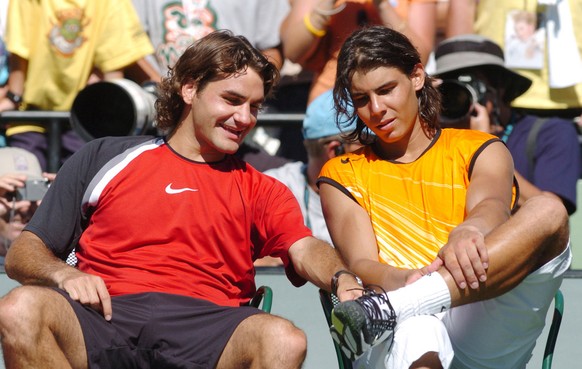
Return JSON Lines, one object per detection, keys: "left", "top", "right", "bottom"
{"left": 525, "top": 117, "right": 549, "bottom": 182}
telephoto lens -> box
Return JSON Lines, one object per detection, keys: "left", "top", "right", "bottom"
{"left": 438, "top": 80, "right": 478, "bottom": 128}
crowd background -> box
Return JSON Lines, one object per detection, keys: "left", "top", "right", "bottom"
{"left": 0, "top": 1, "right": 580, "bottom": 369}
{"left": 0, "top": 0, "right": 580, "bottom": 260}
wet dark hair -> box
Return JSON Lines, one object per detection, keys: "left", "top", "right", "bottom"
{"left": 155, "top": 30, "right": 279, "bottom": 131}
{"left": 333, "top": 25, "right": 441, "bottom": 143}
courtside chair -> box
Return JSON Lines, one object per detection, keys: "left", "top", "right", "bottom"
{"left": 318, "top": 288, "right": 564, "bottom": 369}
{"left": 542, "top": 289, "right": 564, "bottom": 369}
{"left": 319, "top": 289, "right": 352, "bottom": 369}
{"left": 250, "top": 285, "right": 273, "bottom": 313}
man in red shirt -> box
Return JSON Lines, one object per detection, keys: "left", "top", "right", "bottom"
{"left": 0, "top": 30, "right": 362, "bottom": 369}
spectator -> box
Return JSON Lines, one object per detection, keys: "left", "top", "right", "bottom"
{"left": 320, "top": 25, "right": 570, "bottom": 368}
{"left": 281, "top": 0, "right": 440, "bottom": 105}
{"left": 132, "top": 0, "right": 292, "bottom": 170}
{"left": 0, "top": 31, "right": 362, "bottom": 369}
{"left": 434, "top": 34, "right": 581, "bottom": 214}
{"left": 0, "top": 0, "right": 10, "bottom": 146}
{"left": 258, "top": 89, "right": 358, "bottom": 266}
{"left": 0, "top": 147, "right": 53, "bottom": 266}
{"left": 0, "top": 0, "right": 8, "bottom": 88}
{"left": 446, "top": 0, "right": 582, "bottom": 121}
{"left": 0, "top": 0, "right": 158, "bottom": 170}
{"left": 131, "top": 0, "right": 289, "bottom": 75}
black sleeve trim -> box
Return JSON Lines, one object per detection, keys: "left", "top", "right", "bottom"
{"left": 467, "top": 138, "right": 500, "bottom": 178}
{"left": 317, "top": 176, "right": 359, "bottom": 204}
{"left": 468, "top": 138, "right": 520, "bottom": 212}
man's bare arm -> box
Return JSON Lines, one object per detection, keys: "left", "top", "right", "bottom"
{"left": 5, "top": 231, "right": 113, "bottom": 320}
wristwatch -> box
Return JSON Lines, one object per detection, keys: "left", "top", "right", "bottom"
{"left": 5, "top": 91, "right": 23, "bottom": 108}
{"left": 331, "top": 270, "right": 363, "bottom": 296}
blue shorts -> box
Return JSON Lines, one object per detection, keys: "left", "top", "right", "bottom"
{"left": 54, "top": 289, "right": 262, "bottom": 369}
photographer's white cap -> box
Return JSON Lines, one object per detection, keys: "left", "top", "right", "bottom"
{"left": 0, "top": 147, "right": 43, "bottom": 179}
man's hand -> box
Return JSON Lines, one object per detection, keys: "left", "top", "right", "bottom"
{"left": 0, "top": 174, "right": 26, "bottom": 198}
{"left": 404, "top": 260, "right": 443, "bottom": 285}
{"left": 438, "top": 225, "right": 489, "bottom": 290}
{"left": 335, "top": 272, "right": 364, "bottom": 302}
{"left": 42, "top": 172, "right": 57, "bottom": 181}
{"left": 337, "top": 286, "right": 363, "bottom": 302}
{"left": 468, "top": 103, "right": 491, "bottom": 133}
{"left": 59, "top": 269, "right": 112, "bottom": 321}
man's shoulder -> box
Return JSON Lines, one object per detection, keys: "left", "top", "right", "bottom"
{"left": 441, "top": 127, "right": 495, "bottom": 140}
{"left": 439, "top": 129, "right": 499, "bottom": 148}
{"left": 66, "top": 135, "right": 161, "bottom": 170}
{"left": 81, "top": 135, "right": 160, "bottom": 153}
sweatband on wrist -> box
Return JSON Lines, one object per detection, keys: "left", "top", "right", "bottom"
{"left": 303, "top": 13, "right": 327, "bottom": 37}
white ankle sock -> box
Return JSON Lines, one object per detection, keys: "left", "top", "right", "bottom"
{"left": 381, "top": 273, "right": 451, "bottom": 323}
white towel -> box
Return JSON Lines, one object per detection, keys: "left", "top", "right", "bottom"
{"left": 544, "top": 0, "right": 582, "bottom": 88}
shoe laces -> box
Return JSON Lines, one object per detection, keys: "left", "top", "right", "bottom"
{"left": 356, "top": 285, "right": 397, "bottom": 337}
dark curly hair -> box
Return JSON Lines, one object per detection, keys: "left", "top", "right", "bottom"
{"left": 155, "top": 30, "right": 279, "bottom": 131}
{"left": 333, "top": 25, "right": 441, "bottom": 143}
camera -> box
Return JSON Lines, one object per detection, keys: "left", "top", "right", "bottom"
{"left": 13, "top": 178, "right": 50, "bottom": 201}
{"left": 70, "top": 79, "right": 157, "bottom": 142}
{"left": 438, "top": 75, "right": 488, "bottom": 127}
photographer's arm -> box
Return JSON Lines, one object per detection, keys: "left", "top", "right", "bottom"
{"left": 375, "top": 0, "right": 435, "bottom": 65}
{"left": 281, "top": 0, "right": 331, "bottom": 64}
{"left": 5, "top": 231, "right": 113, "bottom": 320}
{"left": 0, "top": 54, "right": 27, "bottom": 112}
{"left": 445, "top": 0, "right": 477, "bottom": 37}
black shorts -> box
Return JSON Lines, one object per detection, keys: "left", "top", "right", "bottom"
{"left": 54, "top": 289, "right": 262, "bottom": 369}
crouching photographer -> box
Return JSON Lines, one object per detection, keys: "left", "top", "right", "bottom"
{"left": 434, "top": 34, "right": 581, "bottom": 215}
{"left": 0, "top": 147, "right": 54, "bottom": 262}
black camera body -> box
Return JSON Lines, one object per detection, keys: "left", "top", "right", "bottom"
{"left": 14, "top": 178, "right": 50, "bottom": 201}
{"left": 438, "top": 75, "right": 488, "bottom": 128}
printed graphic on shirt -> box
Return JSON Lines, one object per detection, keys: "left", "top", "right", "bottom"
{"left": 157, "top": 0, "right": 218, "bottom": 70}
{"left": 49, "top": 8, "right": 89, "bottom": 57}
{"left": 505, "top": 9, "right": 545, "bottom": 69}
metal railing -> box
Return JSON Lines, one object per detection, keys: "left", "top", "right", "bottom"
{"left": 0, "top": 110, "right": 305, "bottom": 172}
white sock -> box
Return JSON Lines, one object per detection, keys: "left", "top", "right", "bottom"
{"left": 380, "top": 273, "right": 451, "bottom": 324}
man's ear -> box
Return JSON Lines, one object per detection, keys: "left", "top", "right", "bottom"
{"left": 327, "top": 140, "right": 345, "bottom": 159}
{"left": 412, "top": 63, "right": 426, "bottom": 91}
{"left": 181, "top": 82, "right": 196, "bottom": 104}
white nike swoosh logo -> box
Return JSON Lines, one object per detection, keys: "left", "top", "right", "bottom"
{"left": 165, "top": 183, "right": 199, "bottom": 194}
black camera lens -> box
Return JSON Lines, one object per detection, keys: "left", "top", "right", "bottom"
{"left": 439, "top": 80, "right": 474, "bottom": 120}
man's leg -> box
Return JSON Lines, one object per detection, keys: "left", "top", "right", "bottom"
{"left": 446, "top": 194, "right": 569, "bottom": 305}
{"left": 352, "top": 315, "right": 452, "bottom": 369}
{"left": 216, "top": 313, "right": 307, "bottom": 369}
{"left": 332, "top": 195, "right": 570, "bottom": 357}
{"left": 0, "top": 286, "right": 88, "bottom": 369}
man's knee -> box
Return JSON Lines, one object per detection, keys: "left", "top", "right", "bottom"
{"left": 523, "top": 194, "right": 569, "bottom": 230}
{"left": 0, "top": 287, "right": 46, "bottom": 342}
{"left": 388, "top": 316, "right": 453, "bottom": 369}
{"left": 221, "top": 314, "right": 307, "bottom": 369}
{"left": 261, "top": 317, "right": 307, "bottom": 361}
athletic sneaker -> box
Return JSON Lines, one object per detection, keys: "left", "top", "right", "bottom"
{"left": 330, "top": 288, "right": 397, "bottom": 360}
